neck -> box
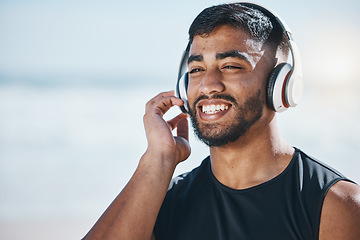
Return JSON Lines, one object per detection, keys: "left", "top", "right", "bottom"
{"left": 209, "top": 116, "right": 294, "bottom": 190}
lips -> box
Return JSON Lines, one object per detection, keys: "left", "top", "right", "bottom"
{"left": 201, "top": 104, "right": 229, "bottom": 114}
{"left": 197, "top": 99, "right": 232, "bottom": 121}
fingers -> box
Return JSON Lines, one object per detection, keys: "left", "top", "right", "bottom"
{"left": 167, "top": 113, "right": 189, "bottom": 141}
{"left": 145, "top": 91, "right": 183, "bottom": 115}
{"left": 167, "top": 113, "right": 187, "bottom": 130}
{"left": 143, "top": 92, "right": 191, "bottom": 165}
{"left": 143, "top": 91, "right": 186, "bottom": 141}
{"left": 177, "top": 117, "right": 189, "bottom": 142}
{"left": 174, "top": 136, "right": 191, "bottom": 164}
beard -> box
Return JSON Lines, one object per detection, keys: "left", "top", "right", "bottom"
{"left": 189, "top": 91, "right": 264, "bottom": 147}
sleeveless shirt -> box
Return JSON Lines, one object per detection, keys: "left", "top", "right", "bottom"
{"left": 154, "top": 148, "right": 353, "bottom": 240}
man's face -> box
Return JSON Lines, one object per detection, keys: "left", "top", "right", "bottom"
{"left": 186, "top": 25, "right": 274, "bottom": 147}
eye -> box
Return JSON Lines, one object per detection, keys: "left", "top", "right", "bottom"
{"left": 222, "top": 65, "right": 243, "bottom": 70}
{"left": 189, "top": 68, "right": 204, "bottom": 74}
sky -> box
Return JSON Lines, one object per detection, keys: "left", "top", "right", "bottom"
{"left": 1, "top": 0, "right": 359, "bottom": 86}
{"left": 0, "top": 1, "right": 360, "bottom": 239}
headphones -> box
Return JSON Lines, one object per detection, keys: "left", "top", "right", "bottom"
{"left": 175, "top": 2, "right": 303, "bottom": 113}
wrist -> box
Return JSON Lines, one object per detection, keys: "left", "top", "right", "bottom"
{"left": 140, "top": 149, "right": 178, "bottom": 173}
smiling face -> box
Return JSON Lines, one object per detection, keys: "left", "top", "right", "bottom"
{"left": 187, "top": 25, "right": 276, "bottom": 147}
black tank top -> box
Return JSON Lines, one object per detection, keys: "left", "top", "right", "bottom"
{"left": 154, "top": 148, "right": 353, "bottom": 240}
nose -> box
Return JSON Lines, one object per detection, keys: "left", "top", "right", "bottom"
{"left": 198, "top": 69, "right": 225, "bottom": 95}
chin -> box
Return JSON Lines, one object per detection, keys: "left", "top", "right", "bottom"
{"left": 190, "top": 116, "right": 254, "bottom": 147}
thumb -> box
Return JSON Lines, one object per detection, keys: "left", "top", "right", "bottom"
{"left": 177, "top": 115, "right": 189, "bottom": 141}
{"left": 175, "top": 115, "right": 190, "bottom": 163}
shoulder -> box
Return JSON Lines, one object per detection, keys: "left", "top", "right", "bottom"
{"left": 319, "top": 180, "right": 360, "bottom": 240}
{"left": 297, "top": 149, "right": 344, "bottom": 177}
{"left": 167, "top": 156, "right": 210, "bottom": 192}
{"left": 295, "top": 149, "right": 348, "bottom": 190}
{"left": 155, "top": 157, "right": 211, "bottom": 238}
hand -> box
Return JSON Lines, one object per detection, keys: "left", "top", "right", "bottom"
{"left": 143, "top": 91, "right": 191, "bottom": 166}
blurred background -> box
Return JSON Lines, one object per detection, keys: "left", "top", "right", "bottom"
{"left": 0, "top": 0, "right": 359, "bottom": 239}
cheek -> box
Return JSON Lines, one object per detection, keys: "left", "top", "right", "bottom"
{"left": 238, "top": 75, "right": 267, "bottom": 98}
{"left": 231, "top": 81, "right": 265, "bottom": 107}
{"left": 185, "top": 80, "right": 200, "bottom": 99}
{"left": 185, "top": 87, "right": 197, "bottom": 111}
{"left": 227, "top": 77, "right": 256, "bottom": 97}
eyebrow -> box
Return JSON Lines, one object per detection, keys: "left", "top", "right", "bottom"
{"left": 216, "top": 50, "right": 249, "bottom": 62}
{"left": 188, "top": 50, "right": 251, "bottom": 65}
{"left": 188, "top": 55, "right": 203, "bottom": 64}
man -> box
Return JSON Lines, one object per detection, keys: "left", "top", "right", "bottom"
{"left": 83, "top": 3, "right": 360, "bottom": 240}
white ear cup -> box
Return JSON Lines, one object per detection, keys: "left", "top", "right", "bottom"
{"left": 267, "top": 63, "right": 292, "bottom": 112}
{"left": 266, "top": 39, "right": 303, "bottom": 112}
{"left": 285, "top": 39, "right": 303, "bottom": 107}
{"left": 175, "top": 72, "right": 190, "bottom": 113}
{"left": 287, "top": 75, "right": 303, "bottom": 107}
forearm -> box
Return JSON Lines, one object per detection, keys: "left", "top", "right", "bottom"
{"left": 83, "top": 152, "right": 176, "bottom": 240}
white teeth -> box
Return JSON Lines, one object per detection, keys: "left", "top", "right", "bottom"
{"left": 202, "top": 104, "right": 229, "bottom": 114}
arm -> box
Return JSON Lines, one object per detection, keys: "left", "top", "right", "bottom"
{"left": 82, "top": 91, "right": 191, "bottom": 240}
{"left": 319, "top": 180, "right": 360, "bottom": 240}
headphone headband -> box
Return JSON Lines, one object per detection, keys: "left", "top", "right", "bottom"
{"left": 240, "top": 2, "right": 292, "bottom": 35}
